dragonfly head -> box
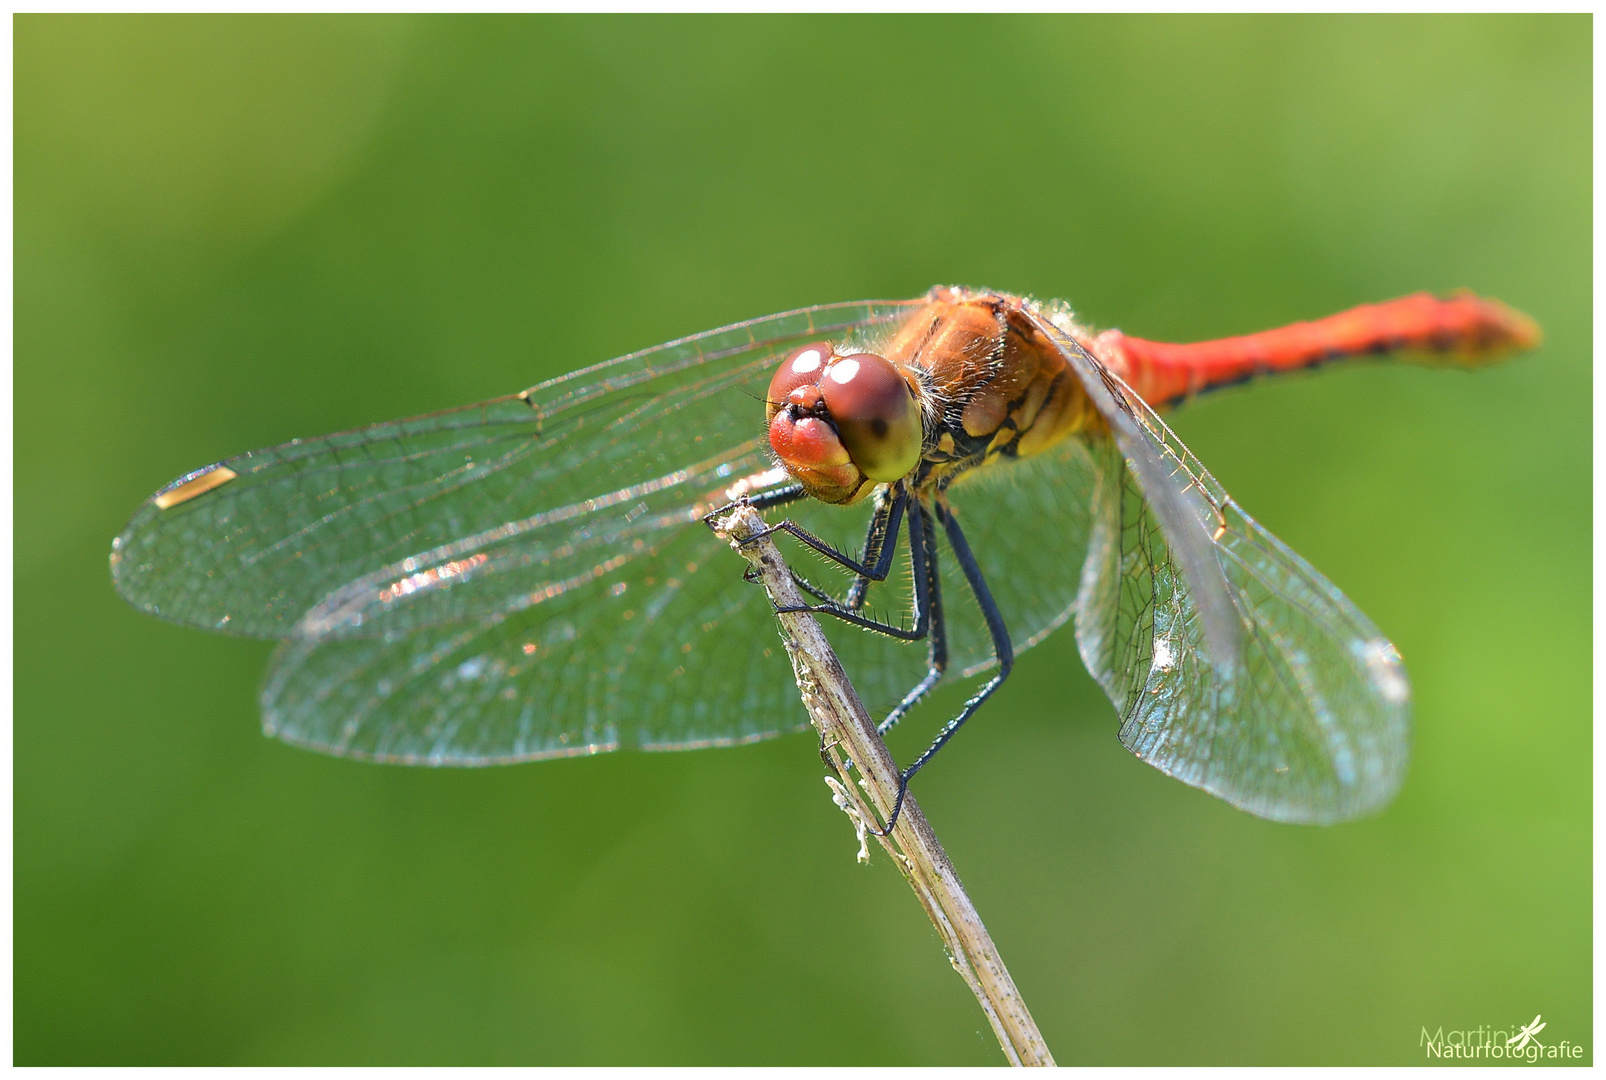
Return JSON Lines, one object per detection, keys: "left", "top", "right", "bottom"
{"left": 766, "top": 342, "right": 923, "bottom": 505}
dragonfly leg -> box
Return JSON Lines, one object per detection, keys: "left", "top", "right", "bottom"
{"left": 775, "top": 491, "right": 931, "bottom": 643}
{"left": 741, "top": 484, "right": 907, "bottom": 582}
{"left": 701, "top": 482, "right": 808, "bottom": 529}
{"left": 712, "top": 481, "right": 891, "bottom": 601}
{"left": 716, "top": 481, "right": 919, "bottom": 635}
{"left": 746, "top": 483, "right": 810, "bottom": 512}
{"left": 844, "top": 485, "right": 901, "bottom": 612}
{"left": 788, "top": 485, "right": 901, "bottom": 609}
{"left": 874, "top": 498, "right": 1014, "bottom": 835}
{"left": 878, "top": 505, "right": 947, "bottom": 737}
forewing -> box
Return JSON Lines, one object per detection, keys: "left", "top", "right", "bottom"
{"left": 262, "top": 443, "right": 959, "bottom": 763}
{"left": 1030, "top": 308, "right": 1410, "bottom": 823}
{"left": 141, "top": 298, "right": 925, "bottom": 763}
{"left": 111, "top": 300, "right": 920, "bottom": 639}
{"left": 260, "top": 514, "right": 798, "bottom": 762}
{"left": 258, "top": 485, "right": 937, "bottom": 764}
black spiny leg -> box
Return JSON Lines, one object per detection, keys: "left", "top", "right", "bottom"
{"left": 716, "top": 482, "right": 1013, "bottom": 839}
{"left": 878, "top": 503, "right": 947, "bottom": 736}
{"left": 711, "top": 480, "right": 921, "bottom": 639}
{"left": 844, "top": 485, "right": 899, "bottom": 612}
{"left": 745, "top": 483, "right": 808, "bottom": 512}
{"left": 708, "top": 481, "right": 898, "bottom": 605}
{"left": 790, "top": 484, "right": 902, "bottom": 610}
{"left": 740, "top": 484, "right": 906, "bottom": 583}
{"left": 878, "top": 497, "right": 1015, "bottom": 834}
{"left": 776, "top": 487, "right": 931, "bottom": 642}
{"left": 702, "top": 481, "right": 809, "bottom": 529}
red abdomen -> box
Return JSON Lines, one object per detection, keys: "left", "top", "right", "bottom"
{"left": 1093, "top": 292, "right": 1541, "bottom": 408}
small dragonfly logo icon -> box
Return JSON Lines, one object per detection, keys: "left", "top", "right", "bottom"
{"left": 1507, "top": 1015, "right": 1546, "bottom": 1051}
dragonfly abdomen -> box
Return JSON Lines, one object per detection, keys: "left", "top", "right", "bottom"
{"left": 1095, "top": 291, "right": 1541, "bottom": 408}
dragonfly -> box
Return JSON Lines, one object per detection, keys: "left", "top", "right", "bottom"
{"left": 111, "top": 286, "right": 1538, "bottom": 826}
{"left": 1508, "top": 1015, "right": 1546, "bottom": 1052}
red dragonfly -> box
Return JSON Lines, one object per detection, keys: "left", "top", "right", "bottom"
{"left": 111, "top": 287, "right": 1537, "bottom": 825}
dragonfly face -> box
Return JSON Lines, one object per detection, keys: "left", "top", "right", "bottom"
{"left": 110, "top": 285, "right": 1537, "bottom": 825}
{"left": 764, "top": 343, "right": 923, "bottom": 504}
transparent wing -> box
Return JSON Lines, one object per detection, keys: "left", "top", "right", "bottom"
{"left": 110, "top": 298, "right": 930, "bottom": 763}
{"left": 260, "top": 516, "right": 802, "bottom": 763}
{"left": 258, "top": 474, "right": 939, "bottom": 764}
{"left": 111, "top": 299, "right": 921, "bottom": 639}
{"left": 1022, "top": 308, "right": 1411, "bottom": 823}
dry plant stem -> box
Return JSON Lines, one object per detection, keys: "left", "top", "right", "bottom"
{"left": 714, "top": 504, "right": 1055, "bottom": 1068}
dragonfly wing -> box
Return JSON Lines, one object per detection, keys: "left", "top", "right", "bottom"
{"left": 111, "top": 300, "right": 921, "bottom": 640}
{"left": 260, "top": 445, "right": 941, "bottom": 763}
{"left": 1029, "top": 309, "right": 1411, "bottom": 824}
{"left": 165, "top": 300, "right": 927, "bottom": 764}
{"left": 261, "top": 511, "right": 811, "bottom": 763}
{"left": 1052, "top": 325, "right": 1244, "bottom": 671}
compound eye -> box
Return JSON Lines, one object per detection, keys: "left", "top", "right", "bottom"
{"left": 766, "top": 343, "right": 834, "bottom": 422}
{"left": 820, "top": 352, "right": 922, "bottom": 482}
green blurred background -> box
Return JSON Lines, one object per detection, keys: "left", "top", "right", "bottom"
{"left": 15, "top": 14, "right": 1590, "bottom": 1065}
